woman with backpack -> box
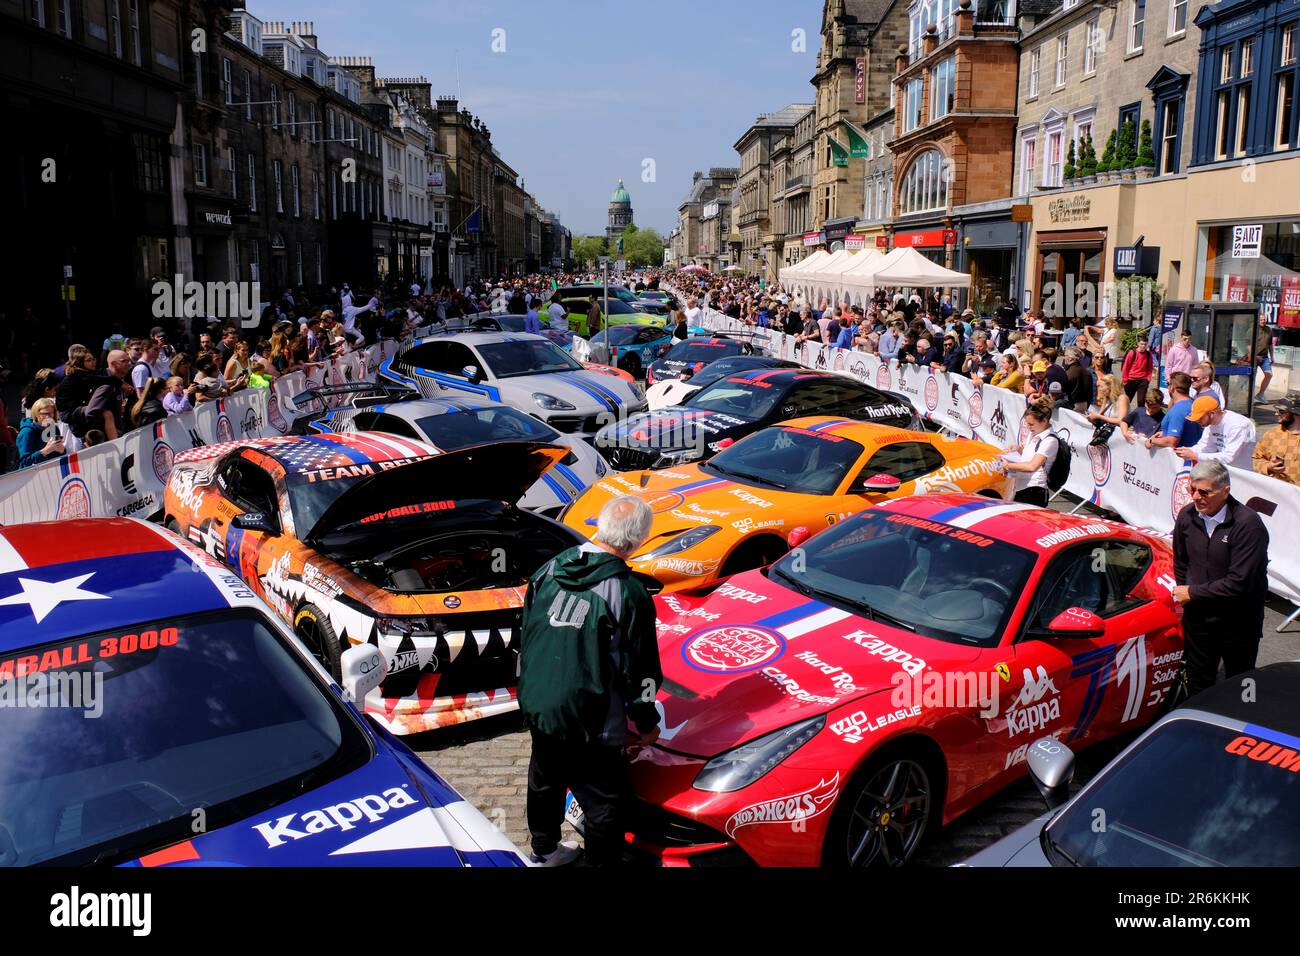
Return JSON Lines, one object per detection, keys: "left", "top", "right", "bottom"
{"left": 998, "top": 398, "right": 1061, "bottom": 507}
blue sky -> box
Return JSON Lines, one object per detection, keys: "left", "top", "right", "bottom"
{"left": 261, "top": 0, "right": 820, "bottom": 235}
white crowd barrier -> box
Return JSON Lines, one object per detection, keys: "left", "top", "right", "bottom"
{"left": 0, "top": 339, "right": 404, "bottom": 527}
{"left": 692, "top": 302, "right": 1300, "bottom": 607}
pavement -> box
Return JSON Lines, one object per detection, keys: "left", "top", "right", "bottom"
{"left": 409, "top": 490, "right": 1300, "bottom": 865}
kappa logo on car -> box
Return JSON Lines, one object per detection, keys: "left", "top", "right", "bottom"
{"left": 715, "top": 583, "right": 768, "bottom": 604}
{"left": 728, "top": 488, "right": 773, "bottom": 508}
{"left": 724, "top": 773, "right": 841, "bottom": 838}
{"left": 682, "top": 624, "right": 785, "bottom": 673}
{"left": 1002, "top": 665, "right": 1061, "bottom": 738}
{"left": 840, "top": 631, "right": 926, "bottom": 675}
{"left": 252, "top": 786, "right": 419, "bottom": 847}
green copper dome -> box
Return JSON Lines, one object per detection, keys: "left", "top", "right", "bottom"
{"left": 610, "top": 179, "right": 631, "bottom": 204}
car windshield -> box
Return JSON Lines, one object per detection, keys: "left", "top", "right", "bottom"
{"left": 415, "top": 407, "right": 561, "bottom": 449}
{"left": 662, "top": 340, "right": 743, "bottom": 364}
{"left": 704, "top": 425, "right": 864, "bottom": 495}
{"left": 477, "top": 340, "right": 584, "bottom": 378}
{"left": 684, "top": 358, "right": 782, "bottom": 391}
{"left": 685, "top": 376, "right": 784, "bottom": 419}
{"left": 767, "top": 510, "right": 1036, "bottom": 645}
{"left": 1044, "top": 718, "right": 1300, "bottom": 867}
{"left": 0, "top": 609, "right": 369, "bottom": 866}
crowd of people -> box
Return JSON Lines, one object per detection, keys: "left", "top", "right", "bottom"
{"left": 670, "top": 268, "right": 1297, "bottom": 488}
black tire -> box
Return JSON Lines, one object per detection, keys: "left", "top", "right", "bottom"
{"left": 719, "top": 535, "right": 788, "bottom": 578}
{"left": 620, "top": 354, "right": 643, "bottom": 379}
{"left": 821, "top": 744, "right": 942, "bottom": 868}
{"left": 165, "top": 518, "right": 182, "bottom": 535}
{"left": 294, "top": 603, "right": 344, "bottom": 680}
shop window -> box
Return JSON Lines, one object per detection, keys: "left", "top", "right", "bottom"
{"left": 898, "top": 150, "right": 948, "bottom": 214}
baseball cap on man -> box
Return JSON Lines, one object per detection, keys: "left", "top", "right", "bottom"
{"left": 1188, "top": 395, "right": 1221, "bottom": 423}
{"left": 1032, "top": 360, "right": 1049, "bottom": 374}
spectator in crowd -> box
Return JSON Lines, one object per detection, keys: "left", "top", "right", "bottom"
{"left": 83, "top": 429, "right": 108, "bottom": 448}
{"left": 16, "top": 398, "right": 67, "bottom": 468}
{"left": 518, "top": 495, "right": 662, "bottom": 868}
{"left": 21, "top": 369, "right": 59, "bottom": 419}
{"left": 1087, "top": 373, "right": 1129, "bottom": 427}
{"left": 1121, "top": 388, "right": 1166, "bottom": 443}
{"left": 1190, "top": 361, "right": 1226, "bottom": 407}
{"left": 684, "top": 296, "right": 703, "bottom": 327}
{"left": 547, "top": 294, "right": 568, "bottom": 331}
{"left": 1120, "top": 336, "right": 1154, "bottom": 406}
{"left": 1175, "top": 395, "right": 1257, "bottom": 468}
{"left": 523, "top": 301, "right": 543, "bottom": 335}
{"left": 1082, "top": 317, "right": 1122, "bottom": 372}
{"left": 192, "top": 354, "right": 228, "bottom": 403}
{"left": 587, "top": 296, "right": 603, "bottom": 337}
{"left": 1172, "top": 459, "right": 1270, "bottom": 697}
{"left": 998, "top": 398, "right": 1059, "bottom": 506}
{"left": 1252, "top": 396, "right": 1300, "bottom": 484}
{"left": 163, "top": 375, "right": 198, "bottom": 415}
{"left": 1147, "top": 372, "right": 1202, "bottom": 450}
{"left": 130, "top": 339, "right": 161, "bottom": 394}
{"left": 1060, "top": 317, "right": 1083, "bottom": 352}
{"left": 215, "top": 326, "right": 238, "bottom": 369}
{"left": 1164, "top": 329, "right": 1198, "bottom": 376}
{"left": 938, "top": 332, "right": 965, "bottom": 373}
{"left": 1063, "top": 347, "right": 1093, "bottom": 413}
{"left": 878, "top": 320, "right": 903, "bottom": 361}
{"left": 671, "top": 310, "right": 689, "bottom": 341}
{"left": 129, "top": 378, "right": 168, "bottom": 430}
{"left": 990, "top": 353, "right": 1024, "bottom": 391}
{"left": 224, "top": 339, "right": 252, "bottom": 391}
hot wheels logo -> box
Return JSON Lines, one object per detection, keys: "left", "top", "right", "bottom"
{"left": 682, "top": 625, "right": 785, "bottom": 674}
{"left": 724, "top": 773, "right": 840, "bottom": 838}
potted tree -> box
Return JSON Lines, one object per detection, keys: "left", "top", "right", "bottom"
{"left": 1135, "top": 119, "right": 1157, "bottom": 179}
{"left": 1063, "top": 138, "right": 1077, "bottom": 186}
{"left": 1098, "top": 129, "right": 1117, "bottom": 182}
{"left": 1080, "top": 132, "right": 1098, "bottom": 185}
{"left": 1118, "top": 119, "right": 1138, "bottom": 181}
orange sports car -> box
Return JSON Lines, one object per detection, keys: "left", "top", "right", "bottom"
{"left": 162, "top": 431, "right": 583, "bottom": 734}
{"left": 561, "top": 416, "right": 1011, "bottom": 592}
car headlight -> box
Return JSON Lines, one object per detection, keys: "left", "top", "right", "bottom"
{"left": 653, "top": 447, "right": 705, "bottom": 468}
{"left": 533, "top": 392, "right": 577, "bottom": 411}
{"left": 638, "top": 524, "right": 720, "bottom": 560}
{"left": 628, "top": 381, "right": 645, "bottom": 401}
{"left": 693, "top": 716, "right": 826, "bottom": 793}
{"left": 595, "top": 456, "right": 609, "bottom": 477}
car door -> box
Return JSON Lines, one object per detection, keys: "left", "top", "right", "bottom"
{"left": 851, "top": 441, "right": 946, "bottom": 492}
{"left": 216, "top": 456, "right": 282, "bottom": 584}
{"left": 1009, "top": 539, "right": 1174, "bottom": 756}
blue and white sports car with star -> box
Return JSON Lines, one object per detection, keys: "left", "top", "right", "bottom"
{"left": 0, "top": 517, "right": 528, "bottom": 867}
{"left": 380, "top": 331, "right": 646, "bottom": 440}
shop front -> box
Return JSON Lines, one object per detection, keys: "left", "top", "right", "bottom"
{"left": 960, "top": 215, "right": 1020, "bottom": 314}
{"left": 823, "top": 218, "right": 856, "bottom": 252}
{"left": 188, "top": 199, "right": 239, "bottom": 285}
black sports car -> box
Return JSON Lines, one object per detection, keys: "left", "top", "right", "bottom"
{"left": 594, "top": 366, "right": 920, "bottom": 471}
{"left": 644, "top": 336, "right": 755, "bottom": 385}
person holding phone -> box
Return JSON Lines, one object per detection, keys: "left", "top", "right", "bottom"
{"left": 1251, "top": 396, "right": 1300, "bottom": 484}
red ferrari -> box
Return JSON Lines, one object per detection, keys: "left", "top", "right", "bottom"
{"left": 606, "top": 493, "right": 1184, "bottom": 867}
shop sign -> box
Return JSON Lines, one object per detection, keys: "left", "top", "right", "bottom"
{"left": 803, "top": 232, "right": 823, "bottom": 247}
{"left": 855, "top": 57, "right": 866, "bottom": 104}
{"left": 1258, "top": 274, "right": 1282, "bottom": 325}
{"left": 825, "top": 223, "right": 852, "bottom": 242}
{"left": 1282, "top": 277, "right": 1300, "bottom": 329}
{"left": 844, "top": 234, "right": 866, "bottom": 250}
{"left": 896, "top": 229, "right": 947, "bottom": 248}
{"left": 942, "top": 228, "right": 957, "bottom": 245}
{"left": 1011, "top": 204, "right": 1033, "bottom": 223}
{"left": 1161, "top": 305, "right": 1185, "bottom": 335}
{"left": 1047, "top": 195, "right": 1091, "bottom": 224}
{"left": 1231, "top": 224, "right": 1262, "bottom": 259}
{"left": 876, "top": 236, "right": 889, "bottom": 248}
{"left": 1225, "top": 275, "right": 1250, "bottom": 302}
{"left": 1114, "top": 245, "right": 1160, "bottom": 277}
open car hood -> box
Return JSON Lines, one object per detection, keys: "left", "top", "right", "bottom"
{"left": 305, "top": 440, "right": 567, "bottom": 542}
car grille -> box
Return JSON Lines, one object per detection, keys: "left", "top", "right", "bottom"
{"left": 605, "top": 446, "right": 659, "bottom": 472}
{"left": 548, "top": 414, "right": 606, "bottom": 434}
{"left": 625, "top": 802, "right": 754, "bottom": 866}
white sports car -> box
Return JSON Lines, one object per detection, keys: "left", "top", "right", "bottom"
{"left": 307, "top": 393, "right": 608, "bottom": 519}
{"left": 380, "top": 331, "right": 646, "bottom": 440}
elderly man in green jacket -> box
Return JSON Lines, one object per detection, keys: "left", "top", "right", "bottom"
{"left": 518, "top": 495, "right": 662, "bottom": 867}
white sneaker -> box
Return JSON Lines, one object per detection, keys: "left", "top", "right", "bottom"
{"left": 529, "top": 840, "right": 581, "bottom": 867}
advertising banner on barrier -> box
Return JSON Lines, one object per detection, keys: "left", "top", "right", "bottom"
{"left": 0, "top": 340, "right": 402, "bottom": 527}
{"left": 690, "top": 301, "right": 1300, "bottom": 605}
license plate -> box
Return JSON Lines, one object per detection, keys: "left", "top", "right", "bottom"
{"left": 564, "top": 791, "right": 585, "bottom": 833}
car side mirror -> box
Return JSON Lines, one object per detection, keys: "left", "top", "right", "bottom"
{"left": 232, "top": 511, "right": 278, "bottom": 535}
{"left": 1026, "top": 736, "right": 1075, "bottom": 810}
{"left": 859, "top": 473, "right": 903, "bottom": 495}
{"left": 340, "top": 643, "right": 386, "bottom": 705}
{"left": 462, "top": 364, "right": 481, "bottom": 383}
{"left": 1046, "top": 606, "right": 1105, "bottom": 638}
{"left": 787, "top": 526, "right": 813, "bottom": 549}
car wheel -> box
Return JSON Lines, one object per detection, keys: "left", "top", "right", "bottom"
{"left": 294, "top": 603, "right": 344, "bottom": 680}
{"left": 165, "top": 518, "right": 182, "bottom": 535}
{"left": 719, "top": 535, "right": 788, "bottom": 579}
{"left": 620, "top": 354, "right": 643, "bottom": 379}
{"left": 822, "top": 747, "right": 940, "bottom": 868}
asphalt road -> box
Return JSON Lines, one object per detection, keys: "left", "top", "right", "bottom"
{"left": 409, "top": 491, "right": 1299, "bottom": 865}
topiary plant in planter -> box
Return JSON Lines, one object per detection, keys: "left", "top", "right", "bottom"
{"left": 1064, "top": 138, "right": 1077, "bottom": 183}
{"left": 1118, "top": 119, "right": 1138, "bottom": 180}
{"left": 1080, "top": 132, "right": 1098, "bottom": 183}
{"left": 1135, "top": 119, "right": 1156, "bottom": 178}
{"left": 1098, "top": 129, "right": 1117, "bottom": 181}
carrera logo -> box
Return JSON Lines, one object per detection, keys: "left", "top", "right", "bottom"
{"left": 968, "top": 387, "right": 983, "bottom": 429}
{"left": 724, "top": 773, "right": 840, "bottom": 838}
{"left": 682, "top": 625, "right": 785, "bottom": 673}
{"left": 252, "top": 786, "right": 419, "bottom": 847}
{"left": 1088, "top": 443, "right": 1111, "bottom": 486}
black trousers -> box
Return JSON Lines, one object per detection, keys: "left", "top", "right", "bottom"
{"left": 1014, "top": 486, "right": 1050, "bottom": 507}
{"left": 527, "top": 728, "right": 629, "bottom": 866}
{"left": 1183, "top": 614, "right": 1264, "bottom": 698}
{"left": 1123, "top": 377, "right": 1150, "bottom": 406}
